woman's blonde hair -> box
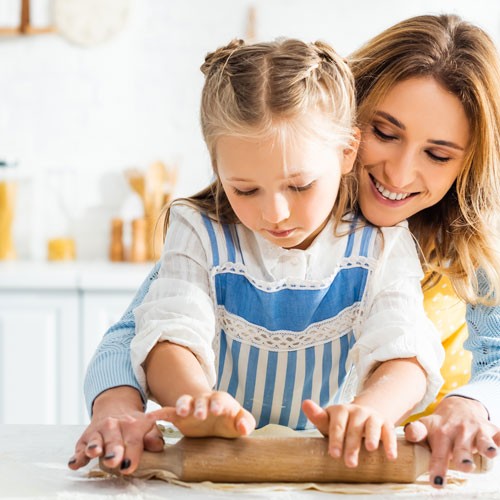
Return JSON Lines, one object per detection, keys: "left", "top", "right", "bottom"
{"left": 349, "top": 14, "right": 500, "bottom": 305}
{"left": 166, "top": 37, "right": 358, "bottom": 231}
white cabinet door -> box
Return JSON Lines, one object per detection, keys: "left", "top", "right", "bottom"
{"left": 0, "top": 291, "right": 80, "bottom": 424}
{"left": 81, "top": 291, "right": 135, "bottom": 369}
{"left": 80, "top": 291, "right": 136, "bottom": 422}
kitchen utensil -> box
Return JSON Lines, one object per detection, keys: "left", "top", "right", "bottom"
{"left": 101, "top": 435, "right": 491, "bottom": 483}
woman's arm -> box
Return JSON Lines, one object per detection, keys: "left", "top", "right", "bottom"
{"left": 84, "top": 261, "right": 161, "bottom": 415}
{"left": 70, "top": 263, "right": 163, "bottom": 473}
{"left": 405, "top": 274, "right": 500, "bottom": 488}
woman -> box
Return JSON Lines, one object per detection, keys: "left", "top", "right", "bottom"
{"left": 348, "top": 14, "right": 500, "bottom": 487}
{"left": 70, "top": 14, "right": 500, "bottom": 488}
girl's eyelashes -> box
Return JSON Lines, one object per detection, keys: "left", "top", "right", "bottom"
{"left": 232, "top": 187, "right": 258, "bottom": 196}
{"left": 232, "top": 181, "right": 316, "bottom": 196}
{"left": 290, "top": 181, "right": 315, "bottom": 192}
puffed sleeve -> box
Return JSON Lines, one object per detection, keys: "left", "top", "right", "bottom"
{"left": 348, "top": 223, "right": 444, "bottom": 414}
{"left": 130, "top": 205, "right": 217, "bottom": 396}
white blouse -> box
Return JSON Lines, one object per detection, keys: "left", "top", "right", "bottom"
{"left": 131, "top": 204, "right": 444, "bottom": 425}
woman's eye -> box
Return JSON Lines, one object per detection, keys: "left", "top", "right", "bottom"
{"left": 233, "top": 187, "right": 258, "bottom": 196}
{"left": 372, "top": 125, "right": 397, "bottom": 141}
{"left": 290, "top": 181, "right": 315, "bottom": 192}
{"left": 426, "top": 150, "right": 451, "bottom": 163}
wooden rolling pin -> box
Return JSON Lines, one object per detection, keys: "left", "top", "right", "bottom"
{"left": 101, "top": 435, "right": 491, "bottom": 483}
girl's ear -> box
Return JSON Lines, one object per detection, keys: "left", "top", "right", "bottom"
{"left": 341, "top": 127, "right": 360, "bottom": 174}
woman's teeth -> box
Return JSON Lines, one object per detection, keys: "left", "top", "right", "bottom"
{"left": 374, "top": 179, "right": 411, "bottom": 200}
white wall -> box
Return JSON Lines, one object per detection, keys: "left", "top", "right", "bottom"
{"left": 2, "top": 0, "right": 499, "bottom": 259}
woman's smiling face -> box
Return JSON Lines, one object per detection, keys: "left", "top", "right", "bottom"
{"left": 357, "top": 76, "right": 470, "bottom": 227}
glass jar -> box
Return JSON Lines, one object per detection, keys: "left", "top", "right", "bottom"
{"left": 0, "top": 160, "right": 18, "bottom": 260}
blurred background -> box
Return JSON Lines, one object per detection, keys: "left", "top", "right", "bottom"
{"left": 0, "top": 0, "right": 498, "bottom": 424}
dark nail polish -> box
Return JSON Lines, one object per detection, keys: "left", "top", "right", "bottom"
{"left": 434, "top": 476, "right": 444, "bottom": 486}
{"left": 87, "top": 444, "right": 98, "bottom": 449}
{"left": 487, "top": 446, "right": 497, "bottom": 452}
{"left": 120, "top": 458, "right": 131, "bottom": 470}
{"left": 462, "top": 459, "right": 473, "bottom": 464}
{"left": 68, "top": 458, "right": 76, "bottom": 465}
{"left": 104, "top": 453, "right": 116, "bottom": 460}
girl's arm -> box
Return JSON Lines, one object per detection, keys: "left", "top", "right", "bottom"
{"left": 131, "top": 206, "right": 255, "bottom": 438}
{"left": 144, "top": 341, "right": 255, "bottom": 437}
{"left": 351, "top": 356, "right": 427, "bottom": 424}
{"left": 302, "top": 224, "right": 444, "bottom": 470}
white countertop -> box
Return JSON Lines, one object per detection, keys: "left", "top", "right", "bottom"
{"left": 1, "top": 425, "right": 499, "bottom": 500}
{"left": 0, "top": 261, "right": 153, "bottom": 291}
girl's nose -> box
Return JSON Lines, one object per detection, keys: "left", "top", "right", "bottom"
{"left": 262, "top": 193, "right": 290, "bottom": 224}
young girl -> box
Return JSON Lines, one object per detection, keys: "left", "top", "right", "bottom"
{"left": 125, "top": 37, "right": 443, "bottom": 468}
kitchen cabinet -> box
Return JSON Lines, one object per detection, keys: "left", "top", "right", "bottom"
{"left": 0, "top": 261, "right": 151, "bottom": 425}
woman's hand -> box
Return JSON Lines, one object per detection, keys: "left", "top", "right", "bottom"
{"left": 302, "top": 399, "right": 397, "bottom": 467}
{"left": 404, "top": 395, "right": 500, "bottom": 488}
{"left": 149, "top": 391, "right": 256, "bottom": 438}
{"left": 68, "top": 387, "right": 164, "bottom": 475}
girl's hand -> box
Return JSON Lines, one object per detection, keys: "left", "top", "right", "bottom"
{"left": 68, "top": 387, "right": 164, "bottom": 475}
{"left": 149, "top": 391, "right": 256, "bottom": 438}
{"left": 404, "top": 396, "right": 500, "bottom": 488}
{"left": 302, "top": 399, "right": 397, "bottom": 467}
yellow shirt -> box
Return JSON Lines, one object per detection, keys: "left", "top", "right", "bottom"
{"left": 407, "top": 276, "right": 472, "bottom": 420}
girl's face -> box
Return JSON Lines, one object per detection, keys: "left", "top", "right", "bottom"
{"left": 357, "top": 77, "right": 470, "bottom": 227}
{"left": 217, "top": 129, "right": 357, "bottom": 250}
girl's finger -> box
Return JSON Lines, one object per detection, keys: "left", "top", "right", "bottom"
{"left": 209, "top": 392, "right": 225, "bottom": 416}
{"left": 327, "top": 406, "right": 349, "bottom": 459}
{"left": 147, "top": 406, "right": 178, "bottom": 422}
{"left": 343, "top": 415, "right": 365, "bottom": 468}
{"left": 380, "top": 422, "right": 397, "bottom": 461}
{"left": 176, "top": 395, "right": 194, "bottom": 417}
{"left": 193, "top": 396, "right": 209, "bottom": 420}
{"left": 144, "top": 426, "right": 165, "bottom": 453}
{"left": 302, "top": 399, "right": 330, "bottom": 436}
{"left": 363, "top": 416, "right": 382, "bottom": 452}
{"left": 404, "top": 420, "right": 429, "bottom": 444}
{"left": 235, "top": 408, "right": 256, "bottom": 436}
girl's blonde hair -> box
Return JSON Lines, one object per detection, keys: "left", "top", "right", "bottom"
{"left": 349, "top": 14, "right": 500, "bottom": 305}
{"left": 166, "top": 37, "right": 358, "bottom": 231}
